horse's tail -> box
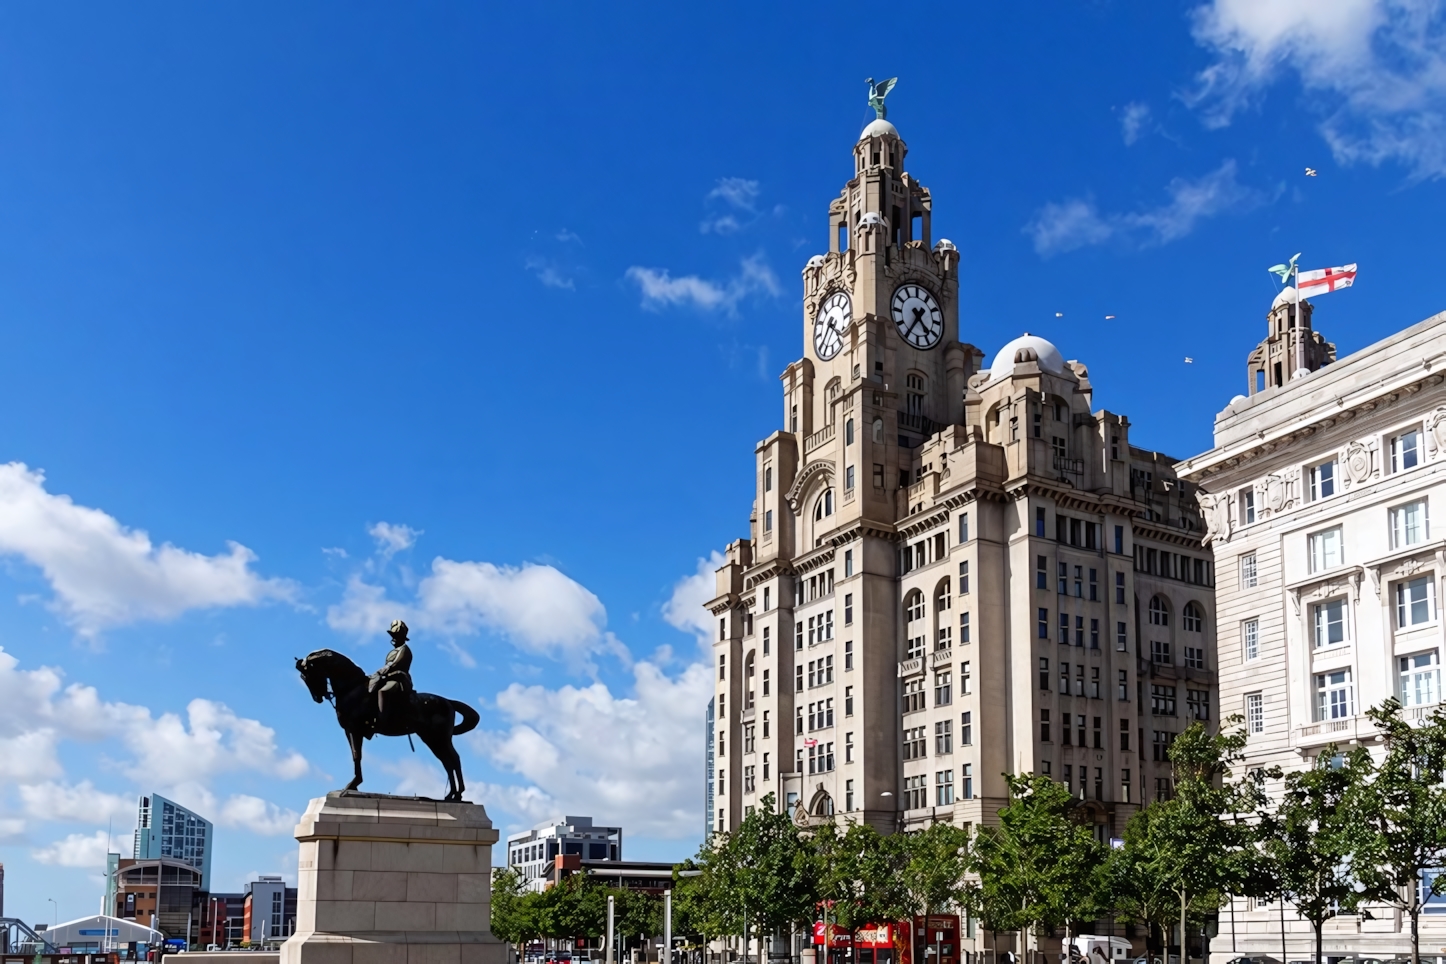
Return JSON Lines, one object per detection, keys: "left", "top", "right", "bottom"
{"left": 450, "top": 699, "right": 480, "bottom": 736}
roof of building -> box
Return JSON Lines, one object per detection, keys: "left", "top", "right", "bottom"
{"left": 1271, "top": 285, "right": 1299, "bottom": 308}
{"left": 45, "top": 915, "right": 165, "bottom": 946}
{"left": 987, "top": 333, "right": 1066, "bottom": 381}
{"left": 859, "top": 118, "right": 898, "bottom": 140}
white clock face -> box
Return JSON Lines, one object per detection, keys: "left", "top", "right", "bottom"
{"left": 813, "top": 291, "right": 851, "bottom": 361}
{"left": 891, "top": 284, "right": 944, "bottom": 349}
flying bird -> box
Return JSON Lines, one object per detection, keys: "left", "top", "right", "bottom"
{"left": 1184, "top": 357, "right": 1194, "bottom": 364}
{"left": 1305, "top": 168, "right": 1317, "bottom": 176}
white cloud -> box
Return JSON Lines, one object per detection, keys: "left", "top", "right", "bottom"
{"left": 368, "top": 521, "right": 421, "bottom": 557}
{"left": 479, "top": 659, "right": 712, "bottom": 839}
{"left": 555, "top": 229, "right": 583, "bottom": 244}
{"left": 217, "top": 795, "right": 300, "bottom": 836}
{"left": 707, "top": 178, "right": 760, "bottom": 211}
{"left": 1026, "top": 160, "right": 1268, "bottom": 255}
{"left": 661, "top": 552, "right": 725, "bottom": 646}
{"left": 1187, "top": 0, "right": 1446, "bottom": 178}
{"left": 1120, "top": 102, "right": 1152, "bottom": 144}
{"left": 525, "top": 256, "right": 576, "bottom": 290}
{"left": 32, "top": 830, "right": 113, "bottom": 868}
{"left": 625, "top": 254, "right": 780, "bottom": 314}
{"left": 18, "top": 781, "right": 133, "bottom": 825}
{"left": 327, "top": 558, "right": 607, "bottom": 659}
{"left": 0, "top": 462, "right": 295, "bottom": 635}
{"left": 0, "top": 647, "right": 310, "bottom": 812}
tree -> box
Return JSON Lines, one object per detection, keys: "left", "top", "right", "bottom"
{"left": 897, "top": 821, "right": 972, "bottom": 917}
{"left": 1150, "top": 719, "right": 1262, "bottom": 963}
{"left": 1259, "top": 744, "right": 1364, "bottom": 964}
{"left": 969, "top": 773, "right": 1105, "bottom": 957}
{"left": 1103, "top": 805, "right": 1191, "bottom": 958}
{"left": 812, "top": 821, "right": 910, "bottom": 955}
{"left": 613, "top": 888, "right": 664, "bottom": 954}
{"left": 491, "top": 868, "right": 542, "bottom": 959}
{"left": 1347, "top": 700, "right": 1446, "bottom": 964}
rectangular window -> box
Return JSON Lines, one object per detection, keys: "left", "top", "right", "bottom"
{"left": 1187, "top": 689, "right": 1209, "bottom": 721}
{"left": 1119, "top": 718, "right": 1131, "bottom": 750}
{"left": 1121, "top": 768, "right": 1131, "bottom": 803}
{"left": 960, "top": 710, "right": 972, "bottom": 746}
{"left": 1116, "top": 621, "right": 1127, "bottom": 652}
{"left": 845, "top": 778, "right": 854, "bottom": 811}
{"left": 873, "top": 464, "right": 884, "bottom": 488}
{"left": 1397, "top": 576, "right": 1434, "bottom": 628}
{"left": 1315, "top": 669, "right": 1354, "bottom": 721}
{"left": 961, "top": 763, "right": 973, "bottom": 799}
{"left": 762, "top": 668, "right": 770, "bottom": 695}
{"left": 1038, "top": 607, "right": 1049, "bottom": 639}
{"left": 935, "top": 719, "right": 953, "bottom": 755}
{"left": 719, "top": 654, "right": 726, "bottom": 680}
{"left": 1118, "top": 670, "right": 1129, "bottom": 701}
{"left": 795, "top": 665, "right": 803, "bottom": 692}
{"left": 1152, "top": 730, "right": 1175, "bottom": 762}
{"left": 845, "top": 465, "right": 855, "bottom": 490}
{"left": 1115, "top": 571, "right": 1125, "bottom": 604}
{"left": 1391, "top": 500, "right": 1429, "bottom": 549}
{"left": 1151, "top": 684, "right": 1177, "bottom": 716}
{"left": 1308, "top": 459, "right": 1337, "bottom": 501}
{"left": 1059, "top": 661, "right": 1070, "bottom": 695}
{"left": 1093, "top": 715, "right": 1103, "bottom": 748}
{"left": 1240, "top": 488, "right": 1255, "bottom": 524}
{"left": 796, "top": 622, "right": 803, "bottom": 651}
{"left": 1039, "top": 708, "right": 1051, "bottom": 743}
{"left": 764, "top": 465, "right": 772, "bottom": 491}
{"left": 960, "top": 611, "right": 971, "bottom": 643}
{"left": 936, "top": 769, "right": 955, "bottom": 806}
{"left": 1090, "top": 618, "right": 1100, "bottom": 650}
{"left": 1240, "top": 552, "right": 1258, "bottom": 589}
{"left": 764, "top": 509, "right": 773, "bottom": 533}
{"left": 1059, "top": 611, "right": 1069, "bottom": 641}
{"left": 844, "top": 639, "right": 854, "bottom": 671}
{"left": 1185, "top": 645, "right": 1205, "bottom": 670}
{"left": 1089, "top": 568, "right": 1098, "bottom": 601}
{"left": 845, "top": 684, "right": 854, "bottom": 716}
{"left": 1312, "top": 598, "right": 1349, "bottom": 648}
{"left": 843, "top": 593, "right": 854, "bottom": 626}
{"left": 1036, "top": 507, "right": 1046, "bottom": 537}
{"left": 1036, "top": 555, "right": 1047, "bottom": 589}
{"left": 1075, "top": 614, "right": 1085, "bottom": 646}
{"left": 845, "top": 732, "right": 854, "bottom": 763}
{"left": 1038, "top": 657, "right": 1049, "bottom": 690}
{"left": 1114, "top": 525, "right": 1124, "bottom": 555}
{"left": 1243, "top": 619, "right": 1259, "bottom": 661}
{"left": 1246, "top": 692, "right": 1264, "bottom": 733}
{"left": 844, "top": 550, "right": 854, "bottom": 578}
{"left": 1400, "top": 652, "right": 1440, "bottom": 707}
{"left": 1090, "top": 666, "right": 1101, "bottom": 699}
{"left": 1058, "top": 561, "right": 1068, "bottom": 595}
{"left": 903, "top": 678, "right": 926, "bottom": 713}
{"left": 1151, "top": 639, "right": 1171, "bottom": 664}
{"left": 961, "top": 660, "right": 972, "bottom": 695}
{"left": 903, "top": 774, "right": 927, "bottom": 810}
{"left": 1392, "top": 428, "right": 1422, "bottom": 473}
{"left": 934, "top": 671, "right": 953, "bottom": 706}
{"left": 959, "top": 559, "right": 970, "bottom": 593}
{"left": 1309, "top": 527, "right": 1344, "bottom": 572}
{"left": 959, "top": 512, "right": 969, "bottom": 543}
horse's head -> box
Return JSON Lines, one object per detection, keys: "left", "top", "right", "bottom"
{"left": 296, "top": 651, "right": 330, "bottom": 704}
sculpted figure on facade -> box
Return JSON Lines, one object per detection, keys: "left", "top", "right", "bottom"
{"left": 1427, "top": 406, "right": 1446, "bottom": 458}
{"left": 1197, "top": 490, "right": 1232, "bottom": 546}
{"left": 1344, "top": 439, "right": 1373, "bottom": 487}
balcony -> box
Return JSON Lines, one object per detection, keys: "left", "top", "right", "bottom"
{"left": 929, "top": 649, "right": 953, "bottom": 669}
{"left": 897, "top": 410, "right": 940, "bottom": 439}
{"left": 804, "top": 422, "right": 835, "bottom": 454}
{"left": 1053, "top": 456, "right": 1083, "bottom": 484}
{"left": 897, "top": 657, "right": 924, "bottom": 679}
{"left": 1294, "top": 715, "right": 1378, "bottom": 749}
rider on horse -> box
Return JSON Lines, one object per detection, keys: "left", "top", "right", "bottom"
{"left": 368, "top": 619, "right": 414, "bottom": 727}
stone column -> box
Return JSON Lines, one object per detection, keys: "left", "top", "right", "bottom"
{"left": 281, "top": 792, "right": 506, "bottom": 964}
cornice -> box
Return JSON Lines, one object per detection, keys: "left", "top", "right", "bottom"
{"left": 705, "top": 592, "right": 738, "bottom": 616}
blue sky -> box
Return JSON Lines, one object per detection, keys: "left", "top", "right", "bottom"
{"left": 2, "top": 0, "right": 1444, "bottom": 926}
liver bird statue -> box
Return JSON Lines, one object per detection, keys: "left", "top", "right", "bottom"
{"left": 866, "top": 77, "right": 898, "bottom": 120}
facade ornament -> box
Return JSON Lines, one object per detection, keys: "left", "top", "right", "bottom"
{"left": 1197, "top": 490, "right": 1232, "bottom": 546}
{"left": 1396, "top": 557, "right": 1425, "bottom": 578}
{"left": 1427, "top": 406, "right": 1446, "bottom": 458}
{"left": 865, "top": 77, "right": 898, "bottom": 120}
{"left": 793, "top": 800, "right": 809, "bottom": 826}
{"left": 1288, "top": 587, "right": 1301, "bottom": 616}
{"left": 1344, "top": 440, "right": 1373, "bottom": 487}
{"left": 1263, "top": 472, "right": 1295, "bottom": 514}
{"left": 1368, "top": 567, "right": 1382, "bottom": 596}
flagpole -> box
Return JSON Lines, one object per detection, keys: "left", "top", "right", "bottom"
{"left": 1293, "top": 260, "right": 1304, "bottom": 378}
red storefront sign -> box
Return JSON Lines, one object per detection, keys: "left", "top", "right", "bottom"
{"left": 854, "top": 924, "right": 893, "bottom": 949}
{"left": 811, "top": 922, "right": 852, "bottom": 948}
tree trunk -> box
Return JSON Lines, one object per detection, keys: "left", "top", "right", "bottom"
{"left": 1313, "top": 919, "right": 1322, "bottom": 964}
{"left": 1179, "top": 891, "right": 1187, "bottom": 964}
{"left": 1410, "top": 905, "right": 1419, "bottom": 964}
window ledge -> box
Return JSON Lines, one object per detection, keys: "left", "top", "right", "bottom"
{"left": 1363, "top": 538, "right": 1446, "bottom": 578}
{"left": 1286, "top": 564, "right": 1364, "bottom": 595}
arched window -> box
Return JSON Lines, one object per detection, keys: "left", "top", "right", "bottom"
{"left": 905, "top": 590, "right": 926, "bottom": 623}
{"left": 872, "top": 418, "right": 884, "bottom": 443}
{"left": 812, "top": 792, "right": 835, "bottom": 816}
{"left": 814, "top": 489, "right": 835, "bottom": 521}
{"left": 1149, "top": 596, "right": 1170, "bottom": 627}
{"left": 935, "top": 577, "right": 952, "bottom": 612}
{"left": 1183, "top": 602, "right": 1204, "bottom": 633}
{"left": 845, "top": 418, "right": 855, "bottom": 445}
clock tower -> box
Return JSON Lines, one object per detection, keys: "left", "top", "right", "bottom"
{"left": 705, "top": 87, "right": 1214, "bottom": 883}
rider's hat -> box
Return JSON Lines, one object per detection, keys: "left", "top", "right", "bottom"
{"left": 389, "top": 619, "right": 409, "bottom": 639}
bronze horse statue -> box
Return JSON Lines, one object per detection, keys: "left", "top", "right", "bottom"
{"left": 296, "top": 649, "right": 480, "bottom": 801}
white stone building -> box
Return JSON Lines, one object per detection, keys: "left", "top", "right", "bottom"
{"left": 1179, "top": 292, "right": 1446, "bottom": 957}
{"left": 505, "top": 816, "right": 622, "bottom": 892}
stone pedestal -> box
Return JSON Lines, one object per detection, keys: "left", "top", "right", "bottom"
{"left": 280, "top": 792, "right": 506, "bottom": 964}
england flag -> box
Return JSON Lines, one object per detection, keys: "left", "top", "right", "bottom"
{"left": 1297, "top": 263, "right": 1358, "bottom": 296}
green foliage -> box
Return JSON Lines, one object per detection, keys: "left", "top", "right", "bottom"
{"left": 1258, "top": 743, "right": 1364, "bottom": 964}
{"left": 1347, "top": 700, "right": 1446, "bottom": 964}
{"left": 969, "top": 772, "right": 1106, "bottom": 938}
{"left": 490, "top": 867, "right": 537, "bottom": 948}
{"left": 812, "top": 821, "right": 910, "bottom": 935}
{"left": 684, "top": 795, "right": 816, "bottom": 940}
{"left": 897, "top": 820, "right": 971, "bottom": 916}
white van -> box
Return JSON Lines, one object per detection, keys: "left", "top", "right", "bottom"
{"left": 1068, "top": 937, "right": 1133, "bottom": 964}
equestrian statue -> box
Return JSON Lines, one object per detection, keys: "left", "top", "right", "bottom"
{"left": 296, "top": 620, "right": 480, "bottom": 801}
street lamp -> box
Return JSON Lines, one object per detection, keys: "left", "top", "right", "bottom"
{"left": 49, "top": 899, "right": 58, "bottom": 925}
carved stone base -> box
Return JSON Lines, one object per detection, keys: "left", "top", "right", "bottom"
{"left": 280, "top": 792, "right": 506, "bottom": 964}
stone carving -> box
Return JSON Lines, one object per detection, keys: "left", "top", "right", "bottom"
{"left": 1428, "top": 406, "right": 1446, "bottom": 457}
{"left": 794, "top": 800, "right": 809, "bottom": 826}
{"left": 1263, "top": 472, "right": 1296, "bottom": 514}
{"left": 1197, "top": 491, "right": 1232, "bottom": 546}
{"left": 1344, "top": 440, "right": 1373, "bottom": 486}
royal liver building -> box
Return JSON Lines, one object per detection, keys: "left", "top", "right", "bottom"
{"left": 704, "top": 103, "right": 1220, "bottom": 841}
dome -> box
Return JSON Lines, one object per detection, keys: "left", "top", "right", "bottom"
{"left": 859, "top": 118, "right": 898, "bottom": 140}
{"left": 987, "top": 333, "right": 1067, "bottom": 380}
{"left": 935, "top": 238, "right": 957, "bottom": 252}
{"left": 1272, "top": 286, "right": 1300, "bottom": 309}
{"left": 805, "top": 255, "right": 825, "bottom": 269}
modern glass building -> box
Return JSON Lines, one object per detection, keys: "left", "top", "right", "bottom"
{"left": 133, "top": 794, "right": 213, "bottom": 892}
